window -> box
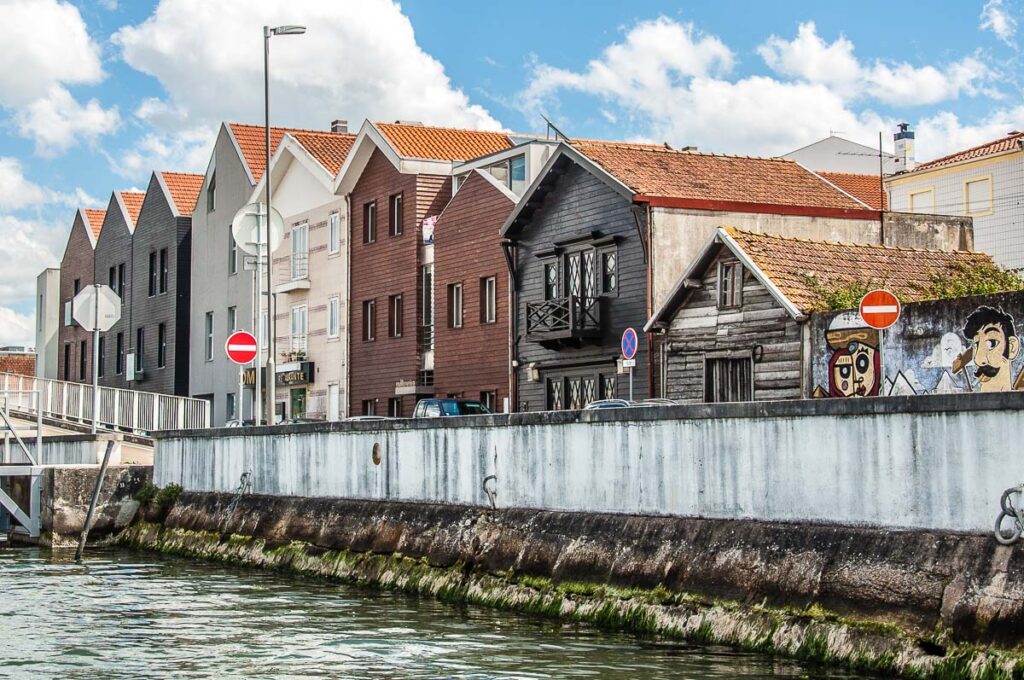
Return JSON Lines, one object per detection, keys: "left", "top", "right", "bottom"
{"left": 447, "top": 282, "right": 463, "bottom": 328}
{"left": 421, "top": 262, "right": 434, "bottom": 322}
{"left": 909, "top": 188, "right": 934, "bottom": 213}
{"left": 480, "top": 277, "right": 496, "bottom": 324}
{"left": 546, "top": 377, "right": 563, "bottom": 410}
{"left": 509, "top": 155, "right": 526, "bottom": 194}
{"left": 363, "top": 201, "right": 376, "bottom": 243}
{"left": 228, "top": 231, "right": 238, "bottom": 274}
{"left": 388, "top": 397, "right": 402, "bottom": 417}
{"left": 328, "top": 211, "right": 340, "bottom": 254}
{"left": 148, "top": 252, "right": 157, "bottom": 296}
{"left": 97, "top": 337, "right": 105, "bottom": 377}
{"left": 291, "top": 222, "right": 308, "bottom": 280}
{"left": 718, "top": 261, "right": 743, "bottom": 309}
{"left": 290, "top": 304, "right": 308, "bottom": 353}
{"left": 965, "top": 177, "right": 992, "bottom": 215}
{"left": 388, "top": 294, "right": 403, "bottom": 337}
{"left": 362, "top": 399, "right": 376, "bottom": 416}
{"left": 704, "top": 357, "right": 753, "bottom": 403}
{"left": 480, "top": 391, "right": 497, "bottom": 412}
{"left": 157, "top": 324, "right": 166, "bottom": 369}
{"left": 227, "top": 306, "right": 237, "bottom": 332}
{"left": 63, "top": 344, "right": 70, "bottom": 379}
{"left": 261, "top": 310, "right": 269, "bottom": 349}
{"left": 73, "top": 278, "right": 81, "bottom": 295}
{"left": 226, "top": 392, "right": 237, "bottom": 421}
{"left": 79, "top": 340, "right": 87, "bottom": 380}
{"left": 204, "top": 312, "right": 214, "bottom": 361}
{"left": 389, "top": 193, "right": 403, "bottom": 236}
{"left": 117, "top": 264, "right": 125, "bottom": 302}
{"left": 136, "top": 327, "right": 145, "bottom": 370}
{"left": 207, "top": 170, "right": 216, "bottom": 212}
{"left": 108, "top": 266, "right": 115, "bottom": 291}
{"left": 159, "top": 248, "right": 168, "bottom": 293}
{"left": 543, "top": 262, "right": 559, "bottom": 300}
{"left": 116, "top": 332, "right": 124, "bottom": 375}
{"left": 601, "top": 251, "right": 617, "bottom": 293}
{"left": 38, "top": 295, "right": 43, "bottom": 331}
{"left": 328, "top": 296, "right": 340, "bottom": 338}
{"left": 362, "top": 300, "right": 376, "bottom": 341}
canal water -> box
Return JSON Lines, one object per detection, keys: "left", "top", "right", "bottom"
{"left": 0, "top": 547, "right": 869, "bottom": 679}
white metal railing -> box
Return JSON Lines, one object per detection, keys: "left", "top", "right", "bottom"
{"left": 0, "top": 373, "right": 210, "bottom": 433}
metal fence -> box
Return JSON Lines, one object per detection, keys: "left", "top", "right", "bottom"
{"left": 0, "top": 373, "right": 211, "bottom": 433}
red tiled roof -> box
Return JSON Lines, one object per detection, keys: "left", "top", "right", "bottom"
{"left": 572, "top": 142, "right": 869, "bottom": 212}
{"left": 0, "top": 355, "right": 35, "bottom": 377}
{"left": 290, "top": 130, "right": 357, "bottom": 175}
{"left": 228, "top": 122, "right": 323, "bottom": 183}
{"left": 911, "top": 131, "right": 1024, "bottom": 173}
{"left": 724, "top": 227, "right": 994, "bottom": 313}
{"left": 82, "top": 209, "right": 106, "bottom": 239}
{"left": 119, "top": 191, "right": 145, "bottom": 225}
{"left": 819, "top": 171, "right": 887, "bottom": 210}
{"left": 375, "top": 122, "right": 515, "bottom": 161}
{"left": 160, "top": 171, "right": 205, "bottom": 215}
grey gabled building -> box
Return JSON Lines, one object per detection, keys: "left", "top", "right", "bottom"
{"left": 129, "top": 171, "right": 203, "bottom": 396}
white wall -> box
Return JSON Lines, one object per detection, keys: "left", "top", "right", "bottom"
{"left": 155, "top": 394, "right": 1023, "bottom": 533}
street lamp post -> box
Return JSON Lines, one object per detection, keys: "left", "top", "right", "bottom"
{"left": 263, "top": 23, "right": 305, "bottom": 426}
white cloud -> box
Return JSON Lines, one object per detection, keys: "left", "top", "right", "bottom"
{"left": 914, "top": 106, "right": 1024, "bottom": 160}
{"left": 110, "top": 0, "right": 502, "bottom": 176}
{"left": 0, "top": 215, "right": 65, "bottom": 303}
{"left": 0, "top": 307, "right": 37, "bottom": 348}
{"left": 0, "top": 0, "right": 118, "bottom": 154}
{"left": 0, "top": 157, "right": 96, "bottom": 211}
{"left": 758, "top": 22, "right": 993, "bottom": 105}
{"left": 981, "top": 0, "right": 1018, "bottom": 46}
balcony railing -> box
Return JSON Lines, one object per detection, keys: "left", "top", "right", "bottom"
{"left": 288, "top": 334, "right": 308, "bottom": 357}
{"left": 526, "top": 295, "right": 602, "bottom": 343}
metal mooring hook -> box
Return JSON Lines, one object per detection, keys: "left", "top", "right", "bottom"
{"left": 482, "top": 475, "right": 497, "bottom": 510}
{"left": 994, "top": 483, "right": 1024, "bottom": 545}
{"left": 225, "top": 470, "right": 253, "bottom": 516}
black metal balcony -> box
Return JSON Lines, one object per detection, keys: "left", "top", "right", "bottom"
{"left": 525, "top": 295, "right": 602, "bottom": 345}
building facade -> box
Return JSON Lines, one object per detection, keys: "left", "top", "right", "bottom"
{"left": 35, "top": 267, "right": 60, "bottom": 379}
{"left": 57, "top": 208, "right": 103, "bottom": 383}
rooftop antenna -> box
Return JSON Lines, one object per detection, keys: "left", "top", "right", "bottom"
{"left": 541, "top": 114, "right": 571, "bottom": 142}
{"left": 830, "top": 129, "right": 846, "bottom": 137}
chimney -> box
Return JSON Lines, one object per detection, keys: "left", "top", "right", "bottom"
{"left": 331, "top": 119, "right": 348, "bottom": 134}
{"left": 894, "top": 122, "right": 916, "bottom": 171}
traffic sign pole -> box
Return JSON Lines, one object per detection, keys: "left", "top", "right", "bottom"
{"left": 621, "top": 328, "right": 639, "bottom": 402}
{"left": 91, "top": 285, "right": 99, "bottom": 434}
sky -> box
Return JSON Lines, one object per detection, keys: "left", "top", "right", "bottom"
{"left": 0, "top": 0, "right": 1021, "bottom": 347}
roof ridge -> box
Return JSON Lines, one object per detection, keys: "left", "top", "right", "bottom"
{"left": 915, "top": 130, "right": 1024, "bottom": 170}
{"left": 228, "top": 121, "right": 327, "bottom": 135}
{"left": 729, "top": 226, "right": 985, "bottom": 256}
{"left": 159, "top": 170, "right": 204, "bottom": 178}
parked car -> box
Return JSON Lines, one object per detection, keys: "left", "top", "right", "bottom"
{"left": 413, "top": 398, "right": 492, "bottom": 418}
{"left": 630, "top": 398, "right": 678, "bottom": 407}
{"left": 344, "top": 415, "right": 397, "bottom": 422}
{"left": 583, "top": 399, "right": 632, "bottom": 410}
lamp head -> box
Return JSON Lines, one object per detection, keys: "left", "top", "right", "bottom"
{"left": 271, "top": 25, "right": 306, "bottom": 36}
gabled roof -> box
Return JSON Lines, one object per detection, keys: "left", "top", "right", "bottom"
{"left": 118, "top": 191, "right": 145, "bottom": 228}
{"left": 82, "top": 209, "right": 106, "bottom": 240}
{"left": 290, "top": 130, "right": 357, "bottom": 175}
{"left": 437, "top": 168, "right": 517, "bottom": 223}
{"left": 157, "top": 171, "right": 205, "bottom": 216}
{"left": 226, "top": 122, "right": 324, "bottom": 185}
{"left": 907, "top": 131, "right": 1024, "bottom": 174}
{"left": 818, "top": 171, "right": 887, "bottom": 210}
{"left": 375, "top": 122, "right": 515, "bottom": 161}
{"left": 647, "top": 227, "right": 994, "bottom": 329}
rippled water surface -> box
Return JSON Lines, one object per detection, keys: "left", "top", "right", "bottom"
{"left": 0, "top": 547, "right": 871, "bottom": 679}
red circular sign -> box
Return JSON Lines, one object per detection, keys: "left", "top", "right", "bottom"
{"left": 859, "top": 289, "right": 901, "bottom": 330}
{"left": 225, "top": 330, "right": 259, "bottom": 365}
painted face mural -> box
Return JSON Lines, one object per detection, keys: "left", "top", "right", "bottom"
{"left": 959, "top": 306, "right": 1022, "bottom": 392}
{"left": 824, "top": 315, "right": 882, "bottom": 398}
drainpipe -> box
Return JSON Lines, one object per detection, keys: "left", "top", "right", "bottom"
{"left": 344, "top": 193, "right": 352, "bottom": 418}
{"left": 501, "top": 239, "right": 518, "bottom": 411}
{"left": 645, "top": 203, "right": 654, "bottom": 399}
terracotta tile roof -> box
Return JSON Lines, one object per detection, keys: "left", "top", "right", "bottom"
{"left": 159, "top": 171, "right": 205, "bottom": 215}
{"left": 375, "top": 122, "right": 515, "bottom": 161}
{"left": 911, "top": 131, "right": 1024, "bottom": 173}
{"left": 724, "top": 227, "right": 994, "bottom": 313}
{"left": 118, "top": 191, "right": 146, "bottom": 226}
{"left": 0, "top": 355, "right": 34, "bottom": 377}
{"left": 290, "top": 130, "right": 357, "bottom": 175}
{"left": 572, "top": 142, "right": 868, "bottom": 211}
{"left": 819, "top": 171, "right": 887, "bottom": 210}
{"left": 228, "top": 122, "right": 324, "bottom": 183}
{"left": 82, "top": 209, "right": 106, "bottom": 239}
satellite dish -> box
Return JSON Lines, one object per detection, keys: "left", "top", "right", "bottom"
{"left": 231, "top": 202, "right": 285, "bottom": 255}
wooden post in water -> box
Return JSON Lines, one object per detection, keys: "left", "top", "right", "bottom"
{"left": 74, "top": 439, "right": 115, "bottom": 562}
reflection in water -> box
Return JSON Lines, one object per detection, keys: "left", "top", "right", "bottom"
{"left": 0, "top": 547, "right": 866, "bottom": 679}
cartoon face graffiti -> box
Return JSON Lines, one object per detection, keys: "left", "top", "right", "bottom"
{"left": 961, "top": 306, "right": 1021, "bottom": 392}
{"left": 828, "top": 339, "right": 881, "bottom": 397}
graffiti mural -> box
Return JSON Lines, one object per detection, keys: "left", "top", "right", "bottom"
{"left": 810, "top": 293, "right": 1024, "bottom": 397}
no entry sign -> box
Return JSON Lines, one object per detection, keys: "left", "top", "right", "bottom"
{"left": 859, "top": 290, "right": 901, "bottom": 330}
{"left": 225, "top": 330, "right": 259, "bottom": 365}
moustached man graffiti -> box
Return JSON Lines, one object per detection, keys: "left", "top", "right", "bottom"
{"left": 955, "top": 306, "right": 1023, "bottom": 393}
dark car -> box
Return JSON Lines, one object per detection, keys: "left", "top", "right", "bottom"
{"left": 413, "top": 398, "right": 492, "bottom": 418}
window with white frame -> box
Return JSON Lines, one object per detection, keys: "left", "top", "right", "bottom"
{"left": 291, "top": 222, "right": 309, "bottom": 280}
{"left": 965, "top": 177, "right": 992, "bottom": 215}
{"left": 228, "top": 231, "right": 238, "bottom": 274}
{"left": 328, "top": 296, "right": 340, "bottom": 338}
{"left": 328, "top": 211, "right": 340, "bottom": 254}
{"left": 227, "top": 306, "right": 237, "bottom": 331}
{"left": 718, "top": 261, "right": 743, "bottom": 309}
{"left": 481, "top": 276, "right": 496, "bottom": 324}
{"left": 290, "top": 304, "right": 308, "bottom": 353}
{"left": 204, "top": 311, "right": 214, "bottom": 361}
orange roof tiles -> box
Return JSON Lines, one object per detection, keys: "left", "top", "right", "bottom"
{"left": 290, "top": 130, "right": 357, "bottom": 175}
{"left": 82, "top": 209, "right": 106, "bottom": 239}
{"left": 119, "top": 191, "right": 145, "bottom": 225}
{"left": 375, "top": 122, "right": 515, "bottom": 161}
{"left": 228, "top": 122, "right": 321, "bottom": 183}
{"left": 572, "top": 141, "right": 869, "bottom": 211}
{"left": 911, "top": 131, "right": 1024, "bottom": 173}
{"left": 160, "top": 171, "right": 204, "bottom": 215}
{"left": 819, "top": 171, "right": 887, "bottom": 210}
{"left": 724, "top": 227, "right": 994, "bottom": 313}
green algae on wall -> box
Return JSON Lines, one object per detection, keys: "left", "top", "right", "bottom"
{"left": 117, "top": 522, "right": 1024, "bottom": 680}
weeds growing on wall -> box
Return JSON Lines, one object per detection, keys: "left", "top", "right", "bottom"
{"left": 916, "top": 262, "right": 1024, "bottom": 300}
{"left": 801, "top": 274, "right": 881, "bottom": 312}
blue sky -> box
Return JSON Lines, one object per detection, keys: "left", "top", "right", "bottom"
{"left": 0, "top": 0, "right": 1021, "bottom": 346}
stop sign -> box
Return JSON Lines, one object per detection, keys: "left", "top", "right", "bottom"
{"left": 225, "top": 330, "right": 259, "bottom": 365}
{"left": 859, "top": 289, "right": 901, "bottom": 329}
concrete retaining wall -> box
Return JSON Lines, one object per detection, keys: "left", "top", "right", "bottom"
{"left": 23, "top": 434, "right": 123, "bottom": 466}
{"left": 154, "top": 392, "right": 1024, "bottom": 533}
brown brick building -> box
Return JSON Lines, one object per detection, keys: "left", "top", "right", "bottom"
{"left": 57, "top": 208, "right": 105, "bottom": 382}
